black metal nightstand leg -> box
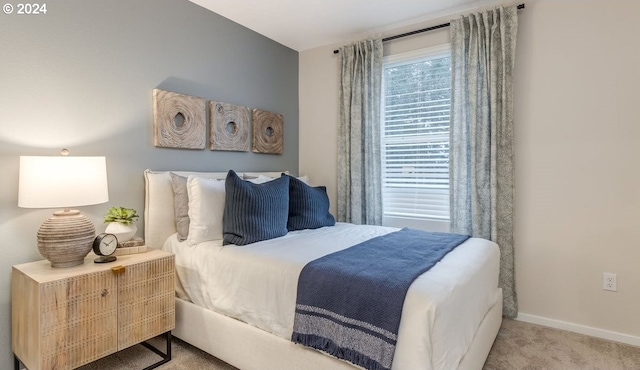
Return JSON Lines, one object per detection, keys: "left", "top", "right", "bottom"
{"left": 14, "top": 355, "right": 23, "bottom": 370}
{"left": 140, "top": 331, "right": 172, "bottom": 370}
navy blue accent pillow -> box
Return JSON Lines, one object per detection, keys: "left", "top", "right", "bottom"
{"left": 286, "top": 174, "right": 336, "bottom": 231}
{"left": 223, "top": 170, "right": 290, "bottom": 246}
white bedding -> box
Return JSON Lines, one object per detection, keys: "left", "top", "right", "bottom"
{"left": 163, "top": 222, "right": 500, "bottom": 370}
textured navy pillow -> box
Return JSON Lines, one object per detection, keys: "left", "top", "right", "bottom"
{"left": 223, "top": 170, "right": 289, "bottom": 245}
{"left": 287, "top": 174, "right": 336, "bottom": 231}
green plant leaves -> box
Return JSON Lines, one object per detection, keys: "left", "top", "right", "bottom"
{"left": 104, "top": 207, "right": 139, "bottom": 225}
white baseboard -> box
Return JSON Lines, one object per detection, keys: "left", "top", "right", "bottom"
{"left": 516, "top": 313, "right": 640, "bottom": 347}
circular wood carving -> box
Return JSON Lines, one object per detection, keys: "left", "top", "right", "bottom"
{"left": 209, "top": 101, "right": 250, "bottom": 151}
{"left": 252, "top": 109, "right": 284, "bottom": 154}
{"left": 153, "top": 89, "right": 206, "bottom": 149}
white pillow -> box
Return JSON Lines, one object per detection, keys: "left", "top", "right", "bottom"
{"left": 186, "top": 176, "right": 226, "bottom": 246}
{"left": 247, "top": 175, "right": 278, "bottom": 184}
{"left": 247, "top": 174, "right": 309, "bottom": 184}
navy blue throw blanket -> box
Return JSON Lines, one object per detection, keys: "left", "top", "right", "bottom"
{"left": 291, "top": 228, "right": 470, "bottom": 370}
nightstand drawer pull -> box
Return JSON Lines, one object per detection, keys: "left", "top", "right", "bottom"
{"left": 111, "top": 265, "right": 126, "bottom": 275}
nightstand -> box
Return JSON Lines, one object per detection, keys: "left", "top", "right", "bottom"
{"left": 12, "top": 249, "right": 175, "bottom": 370}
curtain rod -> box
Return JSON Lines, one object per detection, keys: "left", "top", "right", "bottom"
{"left": 333, "top": 3, "right": 525, "bottom": 54}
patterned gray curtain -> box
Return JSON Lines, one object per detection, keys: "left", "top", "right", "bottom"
{"left": 450, "top": 5, "right": 519, "bottom": 318}
{"left": 337, "top": 39, "right": 383, "bottom": 225}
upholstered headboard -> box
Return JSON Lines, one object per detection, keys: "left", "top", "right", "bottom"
{"left": 143, "top": 170, "right": 286, "bottom": 249}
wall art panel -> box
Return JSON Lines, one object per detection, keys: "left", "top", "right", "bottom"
{"left": 252, "top": 109, "right": 283, "bottom": 154}
{"left": 209, "top": 101, "right": 250, "bottom": 151}
{"left": 153, "top": 89, "right": 206, "bottom": 149}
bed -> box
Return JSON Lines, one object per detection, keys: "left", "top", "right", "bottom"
{"left": 144, "top": 169, "right": 503, "bottom": 370}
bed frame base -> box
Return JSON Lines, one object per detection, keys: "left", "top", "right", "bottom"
{"left": 173, "top": 289, "right": 502, "bottom": 370}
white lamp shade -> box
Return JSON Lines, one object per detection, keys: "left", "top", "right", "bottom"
{"left": 19, "top": 156, "right": 109, "bottom": 208}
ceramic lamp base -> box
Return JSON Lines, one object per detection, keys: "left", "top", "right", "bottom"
{"left": 37, "top": 209, "right": 95, "bottom": 268}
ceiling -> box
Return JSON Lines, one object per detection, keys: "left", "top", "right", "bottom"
{"left": 188, "top": 0, "right": 499, "bottom": 51}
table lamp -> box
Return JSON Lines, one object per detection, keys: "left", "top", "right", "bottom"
{"left": 18, "top": 152, "right": 109, "bottom": 268}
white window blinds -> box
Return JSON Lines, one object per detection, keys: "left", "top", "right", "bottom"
{"left": 382, "top": 46, "right": 451, "bottom": 221}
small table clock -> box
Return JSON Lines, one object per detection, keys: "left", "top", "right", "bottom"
{"left": 93, "top": 233, "right": 118, "bottom": 263}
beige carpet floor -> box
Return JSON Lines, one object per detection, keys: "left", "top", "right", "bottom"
{"left": 78, "top": 319, "right": 640, "bottom": 370}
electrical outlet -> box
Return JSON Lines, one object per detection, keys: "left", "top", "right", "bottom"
{"left": 603, "top": 273, "right": 617, "bottom": 292}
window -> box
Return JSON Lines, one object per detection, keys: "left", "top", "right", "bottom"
{"left": 381, "top": 45, "right": 451, "bottom": 232}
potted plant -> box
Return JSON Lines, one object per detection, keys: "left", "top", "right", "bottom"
{"left": 104, "top": 206, "right": 139, "bottom": 243}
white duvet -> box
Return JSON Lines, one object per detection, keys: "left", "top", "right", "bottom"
{"left": 163, "top": 222, "right": 500, "bottom": 370}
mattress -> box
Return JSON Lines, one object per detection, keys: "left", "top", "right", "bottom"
{"left": 163, "top": 222, "right": 500, "bottom": 370}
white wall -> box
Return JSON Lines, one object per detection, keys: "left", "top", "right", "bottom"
{"left": 299, "top": 0, "right": 640, "bottom": 344}
{"left": 299, "top": 47, "right": 340, "bottom": 211}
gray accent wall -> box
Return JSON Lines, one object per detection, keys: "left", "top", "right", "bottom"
{"left": 0, "top": 0, "right": 298, "bottom": 367}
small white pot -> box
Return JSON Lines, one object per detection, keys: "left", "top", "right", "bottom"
{"left": 105, "top": 222, "right": 137, "bottom": 243}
